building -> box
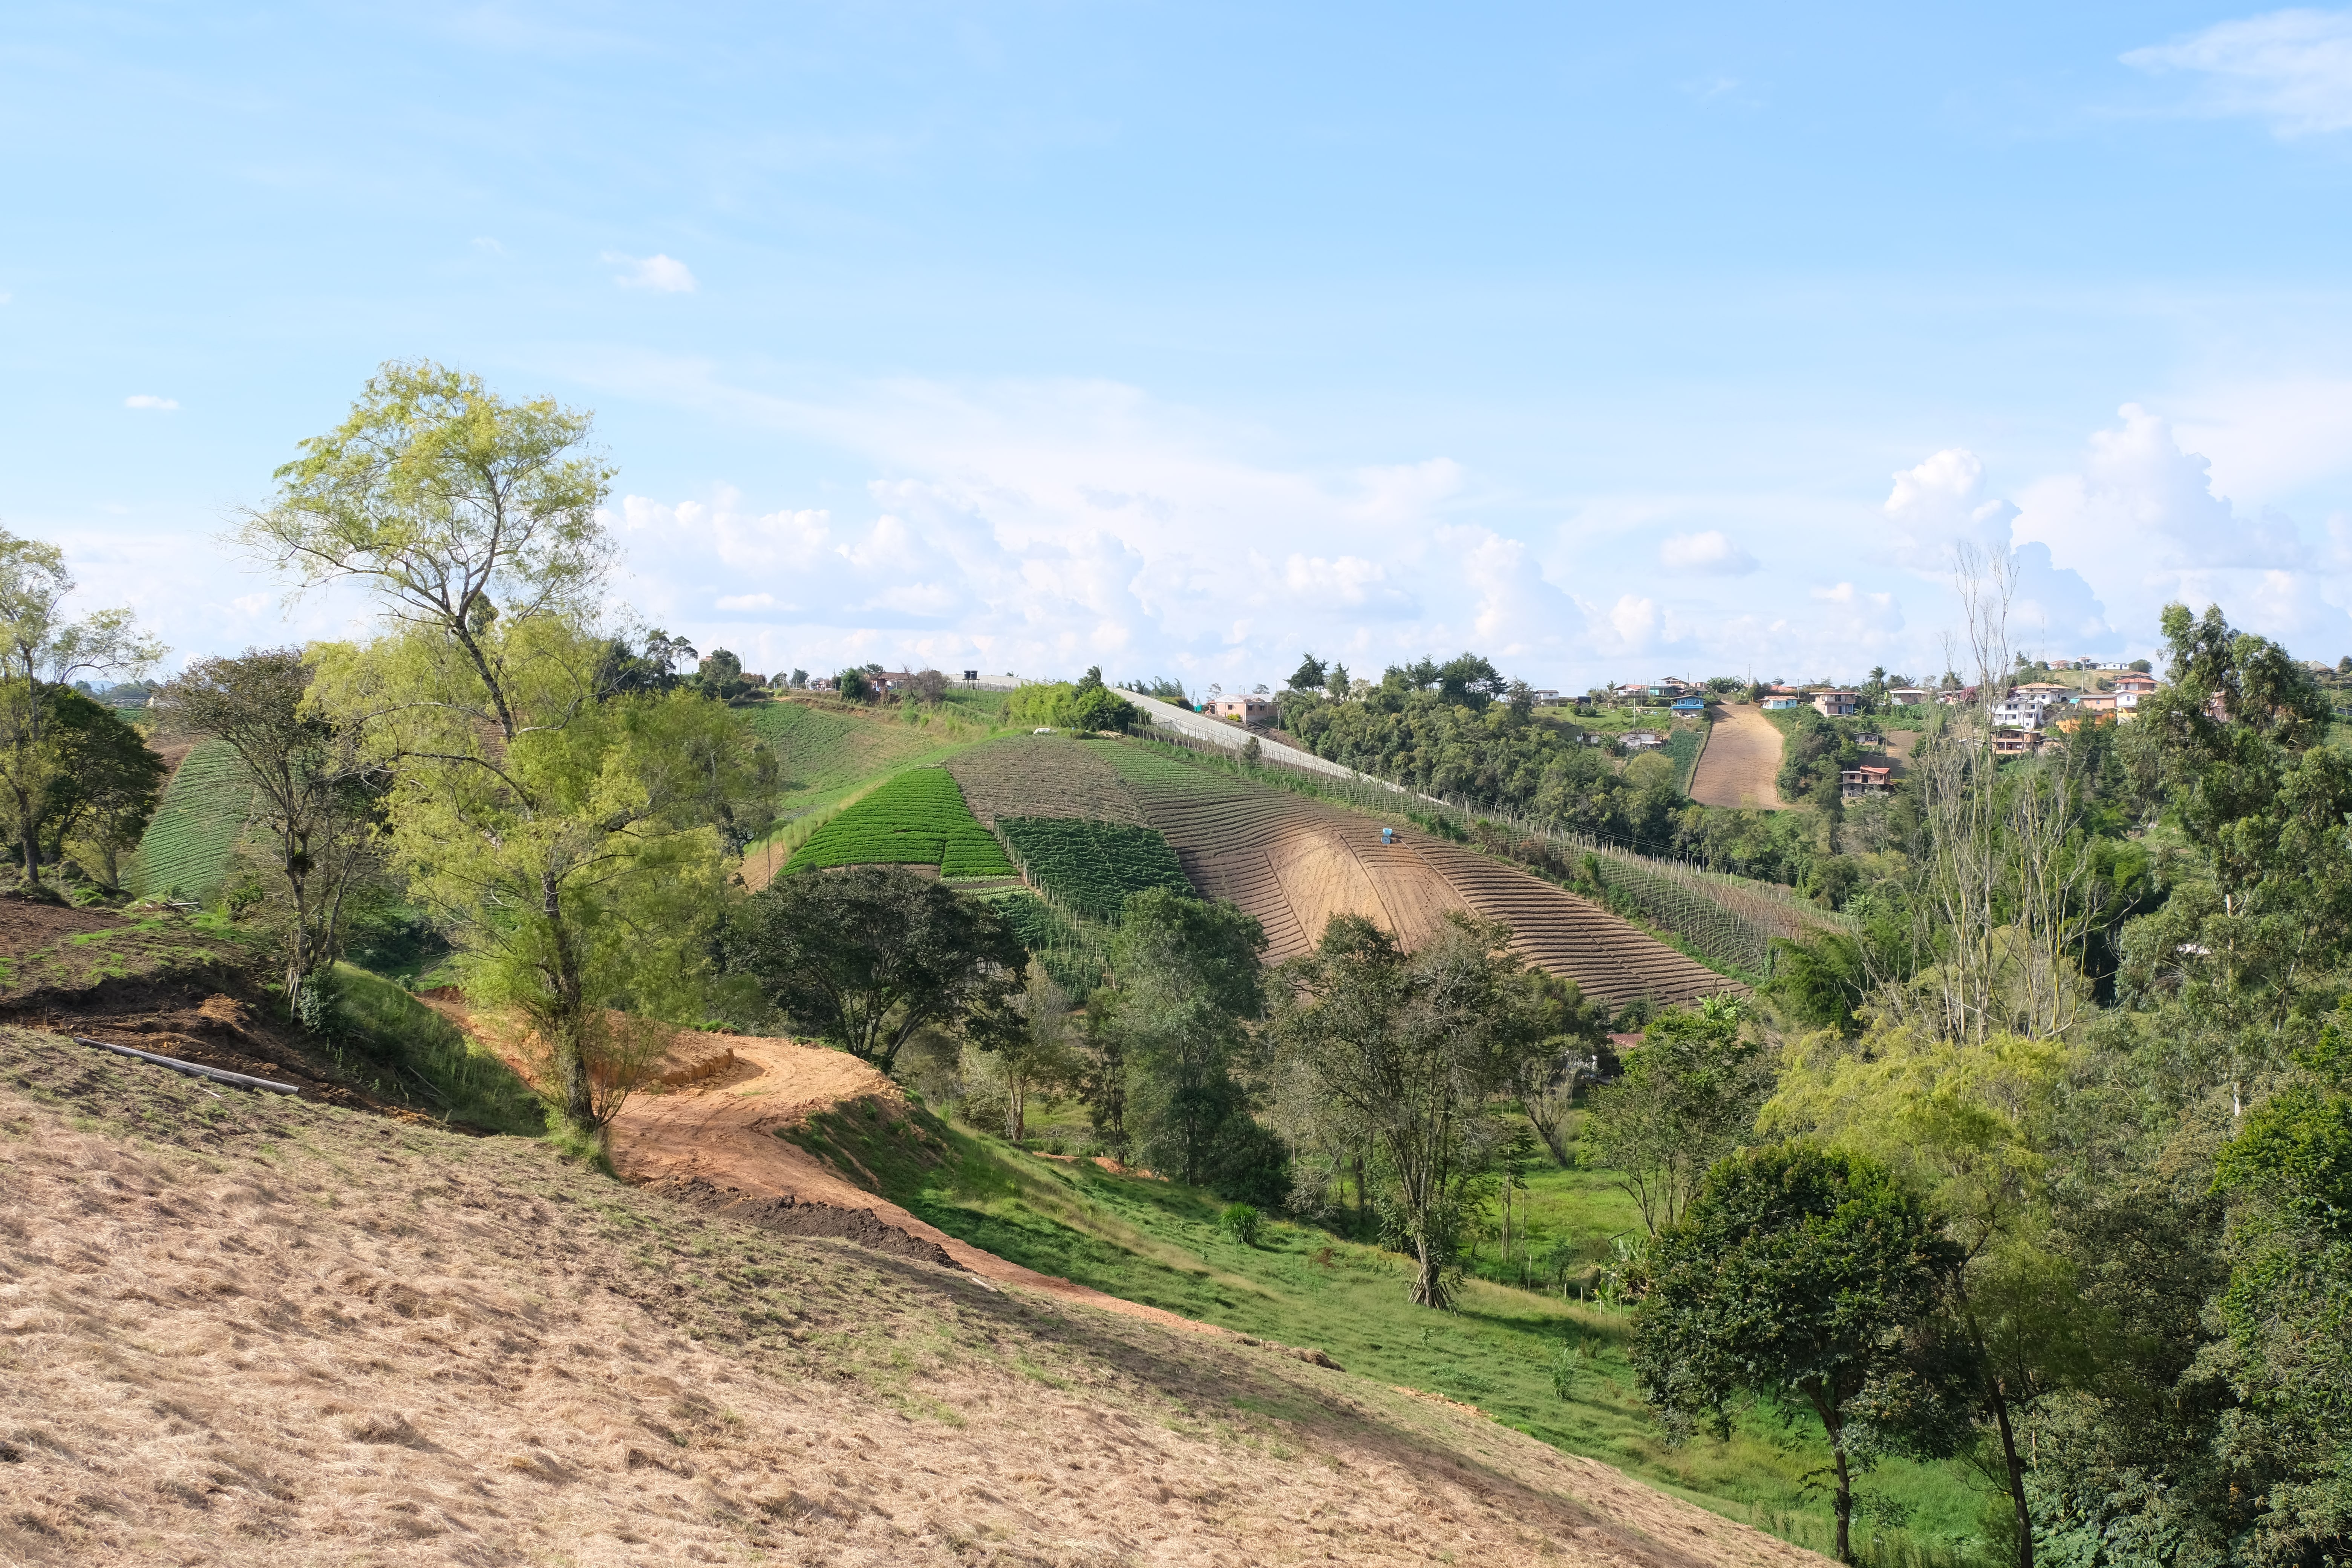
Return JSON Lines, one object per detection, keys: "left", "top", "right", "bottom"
{"left": 1208, "top": 694, "right": 1276, "bottom": 726}
{"left": 2113, "top": 674, "right": 2159, "bottom": 697}
{"left": 2075, "top": 692, "right": 2118, "bottom": 716}
{"left": 1937, "top": 685, "right": 1981, "bottom": 706}
{"left": 1839, "top": 763, "right": 1893, "bottom": 799}
{"left": 1620, "top": 730, "right": 1666, "bottom": 750}
{"left": 1762, "top": 694, "right": 1804, "bottom": 710}
{"left": 1992, "top": 692, "right": 2060, "bottom": 730}
{"left": 1888, "top": 687, "right": 1932, "bottom": 706}
{"left": 1811, "top": 689, "right": 1859, "bottom": 717}
{"left": 1671, "top": 696, "right": 1707, "bottom": 715}
{"left": 1990, "top": 728, "right": 2036, "bottom": 758}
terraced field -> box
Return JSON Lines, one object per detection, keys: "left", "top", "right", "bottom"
{"left": 782, "top": 767, "right": 1014, "bottom": 878}
{"left": 1099, "top": 743, "right": 1731, "bottom": 1005}
{"left": 123, "top": 738, "right": 256, "bottom": 899}
{"left": 740, "top": 698, "right": 974, "bottom": 815}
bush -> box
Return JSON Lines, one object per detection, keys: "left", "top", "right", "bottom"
{"left": 1217, "top": 1202, "right": 1261, "bottom": 1246}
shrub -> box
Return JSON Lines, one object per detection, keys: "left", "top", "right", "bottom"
{"left": 1217, "top": 1202, "right": 1261, "bottom": 1247}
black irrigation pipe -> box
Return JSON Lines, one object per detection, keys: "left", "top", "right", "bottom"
{"left": 68, "top": 1035, "right": 301, "bottom": 1095}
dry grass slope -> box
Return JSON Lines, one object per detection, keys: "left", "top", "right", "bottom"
{"left": 1686, "top": 707, "right": 1783, "bottom": 812}
{"left": 0, "top": 1031, "right": 1826, "bottom": 1568}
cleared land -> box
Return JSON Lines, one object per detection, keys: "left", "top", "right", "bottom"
{"left": 947, "top": 733, "right": 1148, "bottom": 826}
{"left": 1100, "top": 743, "right": 1732, "bottom": 1005}
{"left": 1687, "top": 705, "right": 1784, "bottom": 811}
{"left": 0, "top": 1031, "right": 1830, "bottom": 1568}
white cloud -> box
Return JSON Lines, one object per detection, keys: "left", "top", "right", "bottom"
{"left": 1881, "top": 449, "right": 2018, "bottom": 568}
{"left": 605, "top": 252, "right": 697, "bottom": 292}
{"left": 1658, "top": 530, "right": 1757, "bottom": 574}
{"left": 2125, "top": 8, "right": 2352, "bottom": 135}
{"left": 123, "top": 395, "right": 178, "bottom": 410}
{"left": 715, "top": 592, "right": 775, "bottom": 612}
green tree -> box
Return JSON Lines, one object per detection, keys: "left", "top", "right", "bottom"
{"left": 1101, "top": 889, "right": 1269, "bottom": 1190}
{"left": 1271, "top": 911, "right": 1553, "bottom": 1306}
{"left": 1581, "top": 997, "right": 1771, "bottom": 1234}
{"left": 1288, "top": 653, "right": 1327, "bottom": 692}
{"left": 253, "top": 363, "right": 767, "bottom": 1128}
{"left": 153, "top": 649, "right": 383, "bottom": 1007}
{"left": 726, "top": 865, "right": 1025, "bottom": 1077}
{"left": 0, "top": 530, "right": 164, "bottom": 890}
{"left": 1634, "top": 1144, "right": 1971, "bottom": 1563}
{"left": 1766, "top": 1026, "right": 2092, "bottom": 1568}
{"left": 39, "top": 689, "right": 166, "bottom": 893}
{"left": 1325, "top": 662, "right": 1351, "bottom": 703}
{"left": 963, "top": 960, "right": 1084, "bottom": 1143}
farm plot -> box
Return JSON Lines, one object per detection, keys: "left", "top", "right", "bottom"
{"left": 1688, "top": 704, "right": 1783, "bottom": 810}
{"left": 740, "top": 698, "right": 969, "bottom": 815}
{"left": 947, "top": 735, "right": 1147, "bottom": 825}
{"left": 124, "top": 738, "right": 256, "bottom": 899}
{"left": 996, "top": 817, "right": 1190, "bottom": 920}
{"left": 1100, "top": 739, "right": 1740, "bottom": 1003}
{"left": 782, "top": 767, "right": 1014, "bottom": 878}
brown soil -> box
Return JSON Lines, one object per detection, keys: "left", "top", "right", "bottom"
{"left": 1687, "top": 706, "right": 1784, "bottom": 811}
{"left": 1110, "top": 756, "right": 1733, "bottom": 1006}
{"left": 947, "top": 734, "right": 1150, "bottom": 827}
{"left": 0, "top": 1029, "right": 1830, "bottom": 1568}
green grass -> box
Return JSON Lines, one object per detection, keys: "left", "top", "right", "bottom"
{"left": 326, "top": 963, "right": 545, "bottom": 1136}
{"left": 783, "top": 766, "right": 1014, "bottom": 877}
{"left": 1667, "top": 724, "right": 1705, "bottom": 795}
{"left": 995, "top": 816, "right": 1189, "bottom": 919}
{"left": 124, "top": 739, "right": 256, "bottom": 899}
{"left": 740, "top": 697, "right": 998, "bottom": 817}
{"left": 786, "top": 1096, "right": 1993, "bottom": 1566}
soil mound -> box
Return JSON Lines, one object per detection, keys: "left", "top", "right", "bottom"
{"left": 643, "top": 1173, "right": 958, "bottom": 1267}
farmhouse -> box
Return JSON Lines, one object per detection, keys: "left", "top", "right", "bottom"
{"left": 1810, "top": 689, "right": 1859, "bottom": 717}
{"left": 1620, "top": 730, "right": 1666, "bottom": 750}
{"left": 1670, "top": 695, "right": 1706, "bottom": 715}
{"left": 1208, "top": 694, "right": 1276, "bottom": 726}
{"left": 1888, "top": 686, "right": 1931, "bottom": 706}
{"left": 1840, "top": 763, "right": 1893, "bottom": 799}
{"left": 1762, "top": 694, "right": 1804, "bottom": 710}
{"left": 2113, "top": 673, "right": 2159, "bottom": 697}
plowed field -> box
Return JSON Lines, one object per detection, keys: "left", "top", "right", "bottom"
{"left": 947, "top": 734, "right": 1147, "bottom": 825}
{"left": 1101, "top": 744, "right": 1733, "bottom": 1005}
{"left": 1688, "top": 705, "right": 1783, "bottom": 810}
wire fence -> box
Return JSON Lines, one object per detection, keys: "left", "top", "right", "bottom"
{"left": 1137, "top": 723, "right": 1842, "bottom": 976}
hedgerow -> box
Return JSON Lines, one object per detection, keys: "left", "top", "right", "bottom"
{"left": 784, "top": 767, "right": 1014, "bottom": 877}
{"left": 996, "top": 815, "right": 1190, "bottom": 920}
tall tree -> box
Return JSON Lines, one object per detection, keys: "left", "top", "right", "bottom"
{"left": 1634, "top": 1144, "right": 1972, "bottom": 1563}
{"left": 0, "top": 531, "right": 164, "bottom": 890}
{"left": 1102, "top": 889, "right": 1268, "bottom": 1187}
{"left": 34, "top": 689, "right": 166, "bottom": 892}
{"left": 1581, "top": 997, "right": 1771, "bottom": 1233}
{"left": 727, "top": 865, "right": 1025, "bottom": 1077}
{"left": 252, "top": 363, "right": 768, "bottom": 1128}
{"left": 152, "top": 649, "right": 383, "bottom": 1009}
{"left": 1271, "top": 911, "right": 1552, "bottom": 1306}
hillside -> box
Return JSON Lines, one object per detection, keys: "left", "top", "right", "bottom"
{"left": 1686, "top": 706, "right": 1784, "bottom": 811}
{"left": 0, "top": 1028, "right": 1833, "bottom": 1568}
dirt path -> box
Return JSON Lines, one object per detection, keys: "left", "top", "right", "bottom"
{"left": 1688, "top": 705, "right": 1784, "bottom": 810}
{"left": 606, "top": 1035, "right": 1287, "bottom": 1346}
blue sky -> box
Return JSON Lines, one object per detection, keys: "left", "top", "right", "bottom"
{"left": 10, "top": 2, "right": 2352, "bottom": 692}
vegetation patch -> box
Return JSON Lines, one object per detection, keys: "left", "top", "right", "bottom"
{"left": 997, "top": 816, "right": 1190, "bottom": 919}
{"left": 783, "top": 767, "right": 1014, "bottom": 878}
{"left": 123, "top": 738, "right": 256, "bottom": 900}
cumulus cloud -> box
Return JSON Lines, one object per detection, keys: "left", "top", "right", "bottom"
{"left": 715, "top": 592, "right": 775, "bottom": 612}
{"left": 605, "top": 252, "right": 697, "bottom": 292}
{"left": 1882, "top": 449, "right": 2017, "bottom": 567}
{"left": 2125, "top": 8, "right": 2352, "bottom": 135}
{"left": 1658, "top": 530, "right": 1756, "bottom": 574}
{"left": 123, "top": 395, "right": 178, "bottom": 410}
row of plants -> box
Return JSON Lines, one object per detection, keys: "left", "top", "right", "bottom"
{"left": 995, "top": 815, "right": 1190, "bottom": 919}
{"left": 124, "top": 738, "right": 255, "bottom": 899}
{"left": 782, "top": 765, "right": 1014, "bottom": 877}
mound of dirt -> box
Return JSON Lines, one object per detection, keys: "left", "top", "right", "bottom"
{"left": 0, "top": 1027, "right": 1830, "bottom": 1568}
{"left": 1688, "top": 705, "right": 1784, "bottom": 810}
{"left": 644, "top": 1173, "right": 958, "bottom": 1267}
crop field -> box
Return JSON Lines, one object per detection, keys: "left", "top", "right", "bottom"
{"left": 738, "top": 698, "right": 980, "bottom": 815}
{"left": 946, "top": 734, "right": 1147, "bottom": 825}
{"left": 1687, "top": 704, "right": 1784, "bottom": 810}
{"left": 782, "top": 766, "right": 1014, "bottom": 877}
{"left": 1099, "top": 740, "right": 1735, "bottom": 1003}
{"left": 983, "top": 889, "right": 1112, "bottom": 999}
{"left": 123, "top": 738, "right": 256, "bottom": 899}
{"left": 996, "top": 816, "right": 1190, "bottom": 919}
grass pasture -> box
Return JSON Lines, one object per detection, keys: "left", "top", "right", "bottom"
{"left": 996, "top": 815, "right": 1189, "bottom": 919}
{"left": 787, "top": 1098, "right": 1991, "bottom": 1565}
{"left": 783, "top": 766, "right": 1014, "bottom": 878}
{"left": 124, "top": 738, "right": 256, "bottom": 900}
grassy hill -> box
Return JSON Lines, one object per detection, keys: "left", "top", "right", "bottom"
{"left": 123, "top": 737, "right": 256, "bottom": 899}
{"left": 789, "top": 1093, "right": 1985, "bottom": 1564}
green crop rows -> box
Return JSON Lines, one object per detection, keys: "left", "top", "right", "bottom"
{"left": 126, "top": 739, "right": 257, "bottom": 899}
{"left": 783, "top": 766, "right": 1013, "bottom": 877}
{"left": 996, "top": 816, "right": 1191, "bottom": 920}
